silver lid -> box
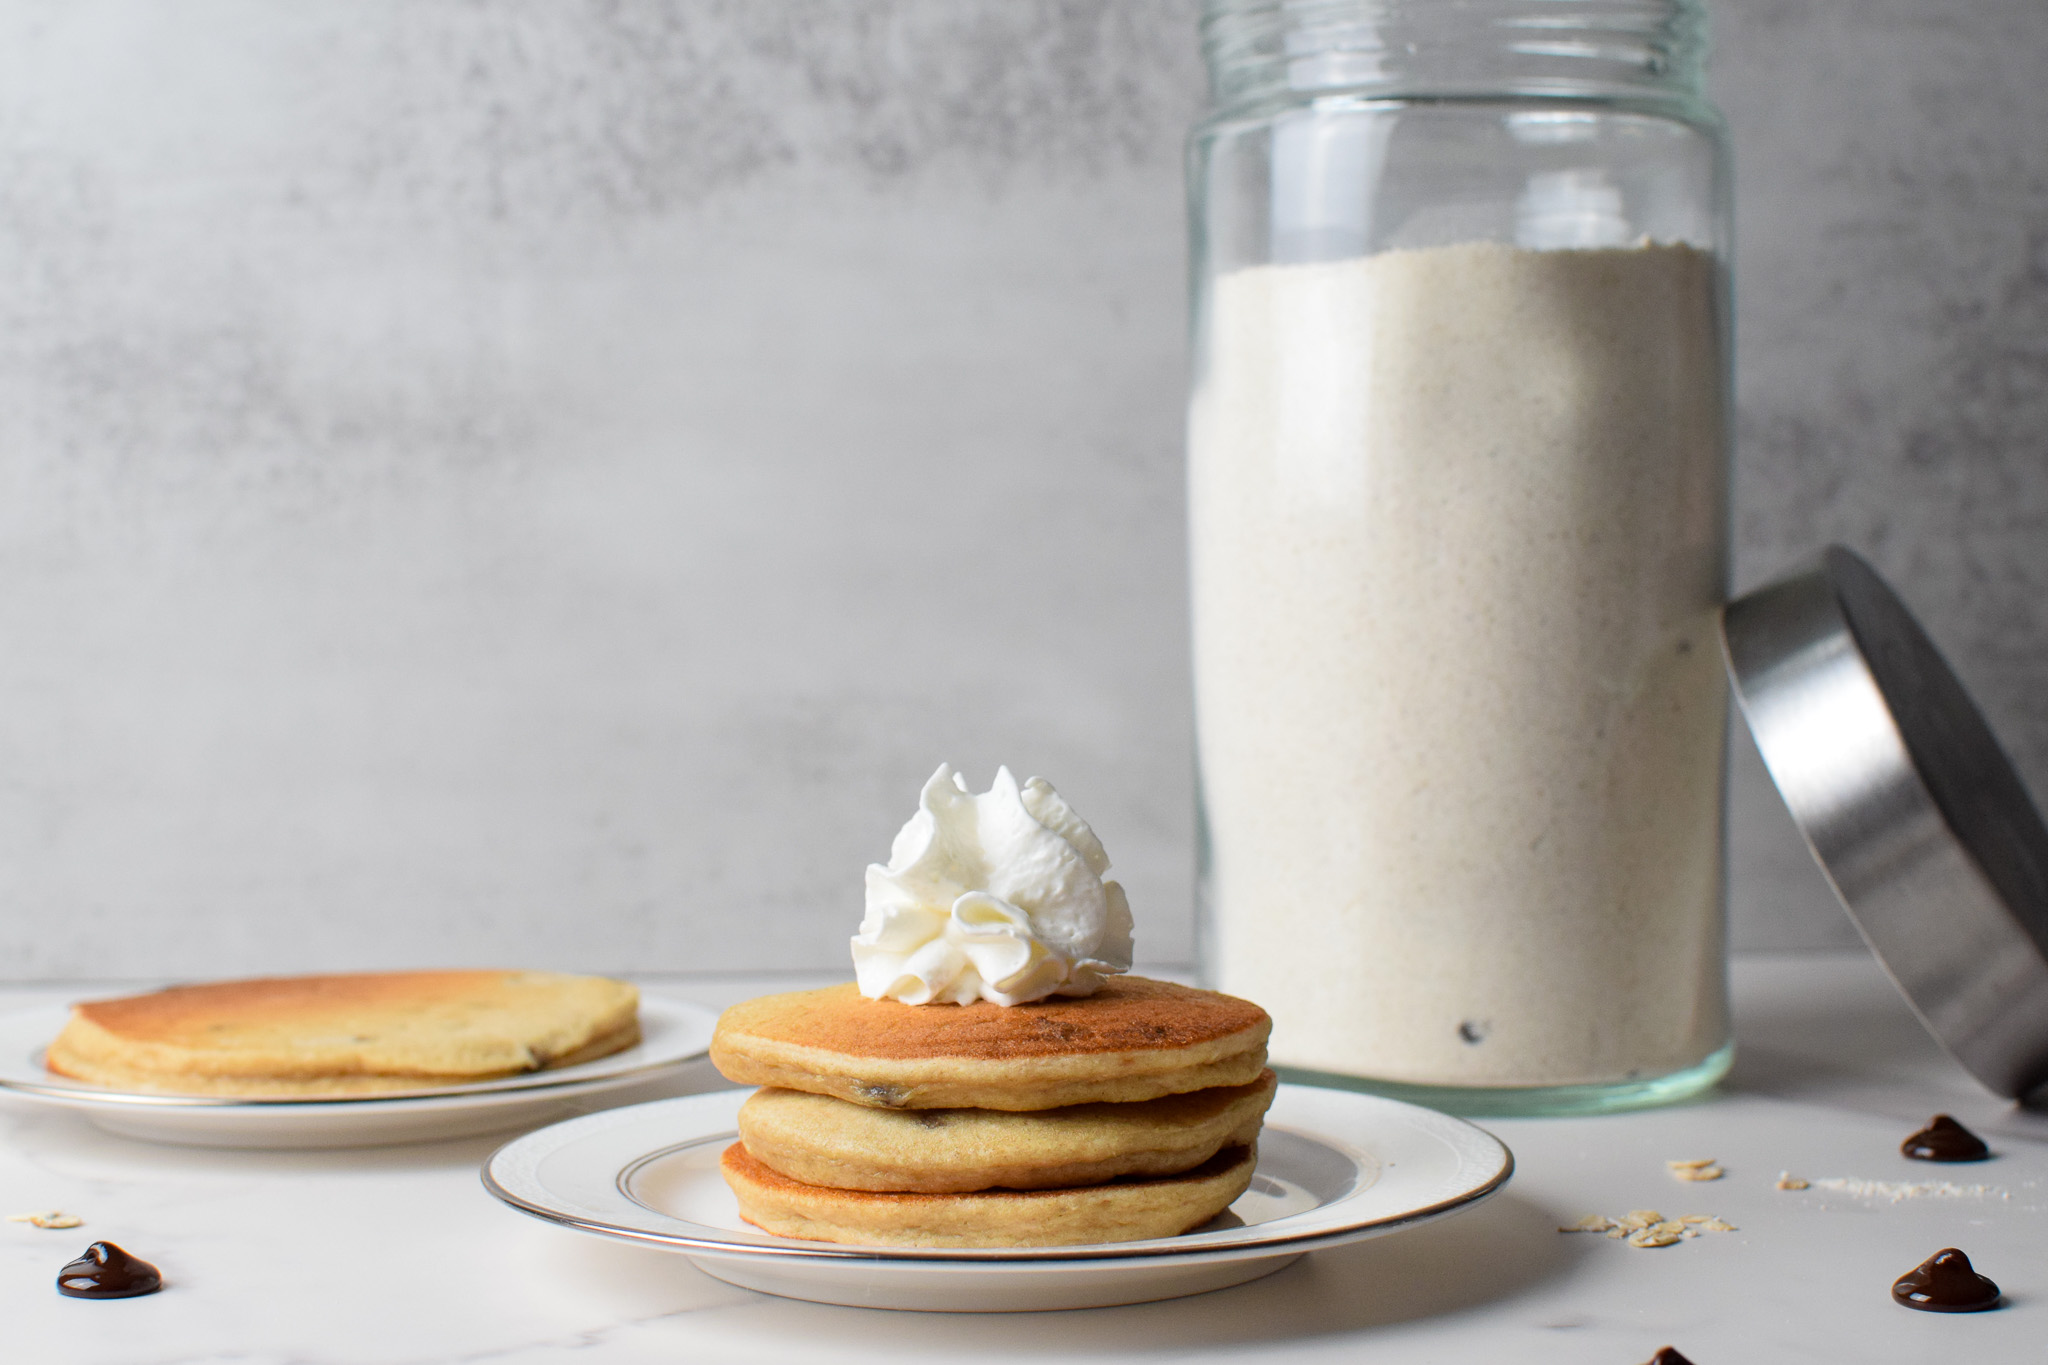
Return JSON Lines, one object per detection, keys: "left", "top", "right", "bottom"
{"left": 1722, "top": 545, "right": 2048, "bottom": 1100}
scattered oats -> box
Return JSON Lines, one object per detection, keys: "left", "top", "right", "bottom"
{"left": 6, "top": 1210, "right": 82, "bottom": 1229}
{"left": 1775, "top": 1172, "right": 1809, "bottom": 1191}
{"left": 1568, "top": 1208, "right": 1731, "bottom": 1247}
{"left": 1666, "top": 1158, "right": 1717, "bottom": 1170}
{"left": 1671, "top": 1164, "right": 1725, "bottom": 1182}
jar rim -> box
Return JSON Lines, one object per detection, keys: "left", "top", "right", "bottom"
{"left": 1200, "top": 0, "right": 1711, "bottom": 114}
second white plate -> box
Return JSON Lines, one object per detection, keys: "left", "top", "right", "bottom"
{"left": 482, "top": 1084, "right": 1514, "bottom": 1311}
{"left": 0, "top": 997, "right": 720, "bottom": 1148}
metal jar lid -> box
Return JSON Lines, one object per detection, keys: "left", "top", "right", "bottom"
{"left": 1722, "top": 545, "right": 2048, "bottom": 1100}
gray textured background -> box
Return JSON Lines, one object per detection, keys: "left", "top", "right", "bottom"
{"left": 0, "top": 1, "right": 2040, "bottom": 980}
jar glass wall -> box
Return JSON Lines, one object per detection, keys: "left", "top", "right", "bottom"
{"left": 1189, "top": 0, "right": 1733, "bottom": 1114}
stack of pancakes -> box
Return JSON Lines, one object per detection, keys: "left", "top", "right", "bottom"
{"left": 46, "top": 970, "right": 640, "bottom": 1097}
{"left": 710, "top": 976, "right": 1275, "bottom": 1247}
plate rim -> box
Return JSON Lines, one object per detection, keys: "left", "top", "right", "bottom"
{"left": 480, "top": 1084, "right": 1515, "bottom": 1269}
{"left": 0, "top": 996, "right": 719, "bottom": 1111}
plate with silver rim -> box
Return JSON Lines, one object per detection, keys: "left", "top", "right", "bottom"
{"left": 481, "top": 1083, "right": 1513, "bottom": 1312}
{"left": 0, "top": 997, "right": 720, "bottom": 1149}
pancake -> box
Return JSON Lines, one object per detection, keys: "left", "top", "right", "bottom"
{"left": 721, "top": 1140, "right": 1257, "bottom": 1248}
{"left": 710, "top": 976, "right": 1270, "bottom": 1111}
{"left": 738, "top": 1069, "right": 1276, "bottom": 1192}
{"left": 45, "top": 970, "right": 640, "bottom": 1097}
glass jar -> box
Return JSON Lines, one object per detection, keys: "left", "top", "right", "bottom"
{"left": 1189, "top": 0, "right": 1732, "bottom": 1114}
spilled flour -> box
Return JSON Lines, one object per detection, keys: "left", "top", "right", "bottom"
{"left": 1808, "top": 1177, "right": 2007, "bottom": 1204}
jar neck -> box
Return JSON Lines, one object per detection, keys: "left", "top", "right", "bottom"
{"left": 1202, "top": 0, "right": 1709, "bottom": 113}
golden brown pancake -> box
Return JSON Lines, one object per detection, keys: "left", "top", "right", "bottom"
{"left": 710, "top": 976, "right": 1270, "bottom": 1110}
{"left": 45, "top": 970, "right": 640, "bottom": 1097}
{"left": 721, "top": 1140, "right": 1257, "bottom": 1247}
{"left": 737, "top": 1070, "right": 1276, "bottom": 1192}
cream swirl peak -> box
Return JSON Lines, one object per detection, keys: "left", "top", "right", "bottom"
{"left": 852, "top": 764, "right": 1134, "bottom": 1006}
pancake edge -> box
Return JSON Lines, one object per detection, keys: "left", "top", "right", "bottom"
{"left": 713, "top": 1040, "right": 1269, "bottom": 1110}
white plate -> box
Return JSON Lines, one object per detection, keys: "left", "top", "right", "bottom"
{"left": 0, "top": 997, "right": 720, "bottom": 1149}
{"left": 482, "top": 1084, "right": 1513, "bottom": 1312}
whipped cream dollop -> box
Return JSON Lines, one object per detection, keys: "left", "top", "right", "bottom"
{"left": 852, "top": 764, "right": 1134, "bottom": 1006}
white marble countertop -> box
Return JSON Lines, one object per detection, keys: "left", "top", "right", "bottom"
{"left": 4, "top": 951, "right": 2046, "bottom": 1364}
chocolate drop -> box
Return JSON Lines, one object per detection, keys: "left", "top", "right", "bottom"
{"left": 1891, "top": 1247, "right": 1999, "bottom": 1312}
{"left": 1646, "top": 1348, "right": 1697, "bottom": 1365}
{"left": 1901, "top": 1114, "right": 1990, "bottom": 1162}
{"left": 56, "top": 1241, "right": 163, "bottom": 1299}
